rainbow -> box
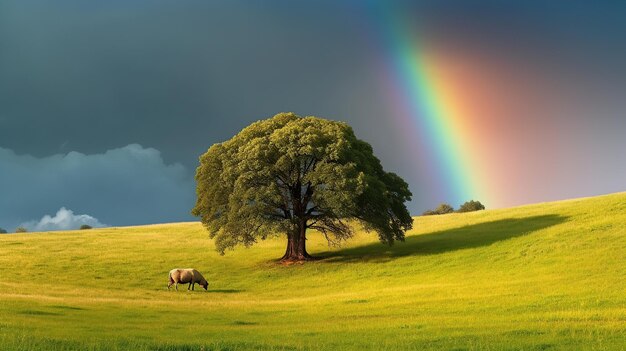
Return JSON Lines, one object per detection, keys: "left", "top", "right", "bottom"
{"left": 366, "top": 2, "right": 484, "bottom": 207}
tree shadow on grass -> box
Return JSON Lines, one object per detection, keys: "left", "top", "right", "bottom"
{"left": 316, "top": 214, "right": 568, "bottom": 263}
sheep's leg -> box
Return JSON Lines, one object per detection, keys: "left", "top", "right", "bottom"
{"left": 175, "top": 283, "right": 178, "bottom": 291}
{"left": 192, "top": 283, "right": 195, "bottom": 291}
{"left": 188, "top": 283, "right": 191, "bottom": 290}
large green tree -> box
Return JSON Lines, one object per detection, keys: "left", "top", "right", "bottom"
{"left": 192, "top": 113, "right": 413, "bottom": 261}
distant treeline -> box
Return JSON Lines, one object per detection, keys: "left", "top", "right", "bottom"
{"left": 0, "top": 226, "right": 27, "bottom": 234}
{"left": 0, "top": 225, "right": 92, "bottom": 234}
{"left": 422, "top": 200, "right": 485, "bottom": 216}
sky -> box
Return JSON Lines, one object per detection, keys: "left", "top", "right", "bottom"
{"left": 1, "top": 0, "right": 625, "bottom": 231}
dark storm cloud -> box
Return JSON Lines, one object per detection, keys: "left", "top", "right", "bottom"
{"left": 0, "top": 0, "right": 414, "bottom": 223}
{"left": 0, "top": 0, "right": 625, "bottom": 223}
{"left": 0, "top": 0, "right": 381, "bottom": 168}
{"left": 0, "top": 145, "right": 194, "bottom": 231}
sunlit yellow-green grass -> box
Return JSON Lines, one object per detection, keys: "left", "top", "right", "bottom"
{"left": 1, "top": 192, "right": 625, "bottom": 350}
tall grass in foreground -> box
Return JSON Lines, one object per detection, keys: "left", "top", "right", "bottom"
{"left": 0, "top": 192, "right": 625, "bottom": 350}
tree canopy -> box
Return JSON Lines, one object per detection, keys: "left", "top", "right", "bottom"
{"left": 192, "top": 113, "right": 413, "bottom": 261}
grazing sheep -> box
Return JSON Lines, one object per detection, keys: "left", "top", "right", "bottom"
{"left": 168, "top": 268, "right": 208, "bottom": 291}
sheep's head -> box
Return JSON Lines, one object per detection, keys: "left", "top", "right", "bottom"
{"left": 201, "top": 281, "right": 208, "bottom": 290}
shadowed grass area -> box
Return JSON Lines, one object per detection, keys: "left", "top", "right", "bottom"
{"left": 319, "top": 215, "right": 568, "bottom": 262}
{"left": 0, "top": 192, "right": 625, "bottom": 350}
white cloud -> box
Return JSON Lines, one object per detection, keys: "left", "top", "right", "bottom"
{"left": 0, "top": 144, "right": 195, "bottom": 230}
{"left": 20, "top": 207, "right": 106, "bottom": 232}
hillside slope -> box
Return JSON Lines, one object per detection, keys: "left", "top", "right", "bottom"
{"left": 0, "top": 192, "right": 625, "bottom": 350}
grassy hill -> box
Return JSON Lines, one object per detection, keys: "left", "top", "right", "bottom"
{"left": 1, "top": 192, "right": 625, "bottom": 350}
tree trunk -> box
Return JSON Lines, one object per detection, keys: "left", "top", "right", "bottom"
{"left": 280, "top": 222, "right": 314, "bottom": 262}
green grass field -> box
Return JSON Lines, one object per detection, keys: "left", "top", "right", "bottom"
{"left": 1, "top": 192, "right": 625, "bottom": 350}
